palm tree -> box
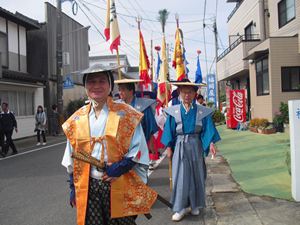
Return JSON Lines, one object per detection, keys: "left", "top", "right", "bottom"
{"left": 158, "top": 9, "right": 169, "bottom": 34}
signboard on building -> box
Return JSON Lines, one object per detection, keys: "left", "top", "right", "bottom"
{"left": 206, "top": 74, "right": 217, "bottom": 107}
{"left": 289, "top": 100, "right": 300, "bottom": 201}
{"left": 63, "top": 75, "right": 74, "bottom": 89}
{"left": 226, "top": 89, "right": 246, "bottom": 129}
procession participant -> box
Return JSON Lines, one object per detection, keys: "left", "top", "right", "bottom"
{"left": 115, "top": 79, "right": 159, "bottom": 170}
{"left": 61, "top": 64, "right": 157, "bottom": 225}
{"left": 196, "top": 94, "right": 206, "bottom": 106}
{"left": 161, "top": 78, "right": 221, "bottom": 222}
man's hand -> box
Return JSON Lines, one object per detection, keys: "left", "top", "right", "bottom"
{"left": 102, "top": 162, "right": 117, "bottom": 182}
{"left": 210, "top": 143, "right": 217, "bottom": 159}
{"left": 166, "top": 147, "right": 173, "bottom": 158}
{"left": 68, "top": 174, "right": 76, "bottom": 208}
{"left": 15, "top": 128, "right": 18, "bottom": 133}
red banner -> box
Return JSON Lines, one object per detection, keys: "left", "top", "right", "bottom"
{"left": 226, "top": 89, "right": 246, "bottom": 129}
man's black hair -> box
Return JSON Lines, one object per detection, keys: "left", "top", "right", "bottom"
{"left": 120, "top": 83, "right": 135, "bottom": 94}
{"left": 196, "top": 94, "right": 204, "bottom": 100}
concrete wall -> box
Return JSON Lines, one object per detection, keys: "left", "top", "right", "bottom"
{"left": 249, "top": 36, "right": 300, "bottom": 121}
{"left": 217, "top": 40, "right": 260, "bottom": 81}
{"left": 268, "top": 0, "right": 300, "bottom": 37}
{"left": 228, "top": 0, "right": 266, "bottom": 41}
{"left": 269, "top": 36, "right": 300, "bottom": 117}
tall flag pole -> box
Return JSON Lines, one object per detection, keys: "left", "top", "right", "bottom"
{"left": 137, "top": 16, "right": 151, "bottom": 92}
{"left": 157, "top": 9, "right": 170, "bottom": 107}
{"left": 105, "top": 0, "right": 121, "bottom": 79}
{"left": 158, "top": 9, "right": 172, "bottom": 191}
{"left": 195, "top": 50, "right": 203, "bottom": 84}
{"left": 172, "top": 14, "right": 186, "bottom": 81}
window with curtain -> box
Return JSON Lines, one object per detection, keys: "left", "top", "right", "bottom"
{"left": 282, "top": 67, "right": 300, "bottom": 92}
{"left": 256, "top": 57, "right": 269, "bottom": 96}
{"left": 0, "top": 90, "right": 34, "bottom": 116}
{"left": 278, "top": 0, "right": 295, "bottom": 28}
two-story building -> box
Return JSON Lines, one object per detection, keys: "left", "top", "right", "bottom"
{"left": 217, "top": 0, "right": 300, "bottom": 121}
{"left": 0, "top": 7, "right": 43, "bottom": 139}
{"left": 0, "top": 2, "right": 89, "bottom": 139}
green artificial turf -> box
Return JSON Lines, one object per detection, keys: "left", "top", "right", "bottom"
{"left": 216, "top": 125, "right": 292, "bottom": 200}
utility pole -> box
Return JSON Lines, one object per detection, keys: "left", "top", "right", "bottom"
{"left": 213, "top": 19, "right": 220, "bottom": 109}
{"left": 56, "top": 0, "right": 63, "bottom": 117}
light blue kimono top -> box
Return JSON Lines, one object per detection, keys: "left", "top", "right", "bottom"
{"left": 161, "top": 102, "right": 221, "bottom": 156}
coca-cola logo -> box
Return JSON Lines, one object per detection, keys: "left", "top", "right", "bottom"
{"left": 233, "top": 91, "right": 244, "bottom": 122}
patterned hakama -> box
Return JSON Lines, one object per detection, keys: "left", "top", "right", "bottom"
{"left": 85, "top": 178, "right": 136, "bottom": 225}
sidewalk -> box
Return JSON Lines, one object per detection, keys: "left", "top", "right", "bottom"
{"left": 206, "top": 154, "right": 300, "bottom": 225}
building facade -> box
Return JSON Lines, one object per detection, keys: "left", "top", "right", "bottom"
{"left": 28, "top": 2, "right": 89, "bottom": 134}
{"left": 217, "top": 0, "right": 300, "bottom": 121}
{"left": 0, "top": 7, "right": 43, "bottom": 139}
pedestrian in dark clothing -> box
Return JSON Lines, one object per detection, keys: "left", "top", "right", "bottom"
{"left": 51, "top": 104, "right": 60, "bottom": 136}
{"left": 0, "top": 118, "right": 4, "bottom": 157}
{"left": 0, "top": 102, "right": 18, "bottom": 156}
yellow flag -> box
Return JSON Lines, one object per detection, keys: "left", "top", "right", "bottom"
{"left": 172, "top": 28, "right": 186, "bottom": 81}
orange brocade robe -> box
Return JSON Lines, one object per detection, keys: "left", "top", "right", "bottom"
{"left": 62, "top": 97, "right": 157, "bottom": 225}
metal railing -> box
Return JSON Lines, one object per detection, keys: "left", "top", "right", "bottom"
{"left": 217, "top": 34, "right": 260, "bottom": 61}
{"left": 227, "top": 0, "right": 245, "bottom": 22}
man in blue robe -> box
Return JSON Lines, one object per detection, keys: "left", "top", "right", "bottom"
{"left": 161, "top": 79, "right": 221, "bottom": 222}
{"left": 115, "top": 80, "right": 159, "bottom": 170}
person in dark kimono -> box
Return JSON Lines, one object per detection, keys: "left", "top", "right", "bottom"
{"left": 161, "top": 79, "right": 221, "bottom": 221}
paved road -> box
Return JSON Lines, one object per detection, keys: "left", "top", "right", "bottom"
{"left": 0, "top": 142, "right": 76, "bottom": 225}
{"left": 0, "top": 141, "right": 213, "bottom": 225}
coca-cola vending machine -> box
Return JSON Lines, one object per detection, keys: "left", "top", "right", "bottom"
{"left": 226, "top": 89, "right": 246, "bottom": 129}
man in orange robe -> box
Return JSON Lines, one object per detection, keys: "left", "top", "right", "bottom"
{"left": 61, "top": 64, "right": 157, "bottom": 225}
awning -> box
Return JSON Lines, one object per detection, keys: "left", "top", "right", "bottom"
{"left": 244, "top": 49, "right": 269, "bottom": 60}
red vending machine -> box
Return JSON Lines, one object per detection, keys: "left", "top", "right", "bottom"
{"left": 226, "top": 89, "right": 246, "bottom": 129}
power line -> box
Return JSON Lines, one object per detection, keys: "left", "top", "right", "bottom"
{"left": 202, "top": 0, "right": 209, "bottom": 74}
{"left": 78, "top": 0, "right": 139, "bottom": 57}
{"left": 76, "top": 0, "right": 106, "bottom": 40}
{"left": 80, "top": 0, "right": 213, "bottom": 24}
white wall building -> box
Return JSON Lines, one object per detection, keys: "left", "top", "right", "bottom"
{"left": 0, "top": 7, "right": 43, "bottom": 139}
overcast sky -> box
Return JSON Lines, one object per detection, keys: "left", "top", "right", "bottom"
{"left": 1, "top": 0, "right": 235, "bottom": 80}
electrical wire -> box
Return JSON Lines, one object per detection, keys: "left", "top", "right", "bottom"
{"left": 202, "top": 0, "right": 209, "bottom": 75}
{"left": 77, "top": 0, "right": 139, "bottom": 57}
{"left": 76, "top": 0, "right": 106, "bottom": 40}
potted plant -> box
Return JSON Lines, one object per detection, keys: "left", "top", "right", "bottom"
{"left": 273, "top": 113, "right": 284, "bottom": 132}
{"left": 262, "top": 125, "right": 276, "bottom": 134}
{"left": 257, "top": 118, "right": 269, "bottom": 134}
{"left": 249, "top": 118, "right": 259, "bottom": 133}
